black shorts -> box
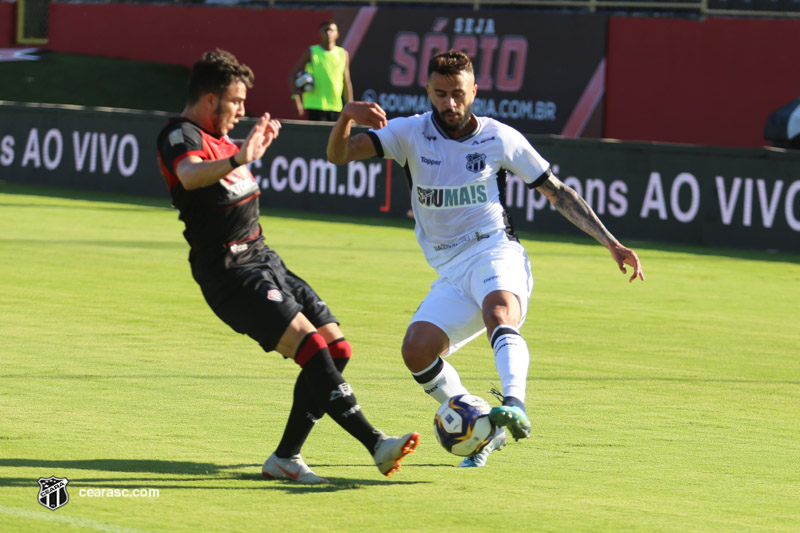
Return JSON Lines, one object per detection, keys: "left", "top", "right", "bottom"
{"left": 306, "top": 109, "right": 340, "bottom": 122}
{"left": 196, "top": 247, "right": 337, "bottom": 353}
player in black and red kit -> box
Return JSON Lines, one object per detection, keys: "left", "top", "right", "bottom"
{"left": 157, "top": 50, "right": 419, "bottom": 484}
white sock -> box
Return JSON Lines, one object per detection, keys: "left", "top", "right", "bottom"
{"left": 490, "top": 325, "right": 529, "bottom": 403}
{"left": 411, "top": 357, "right": 469, "bottom": 404}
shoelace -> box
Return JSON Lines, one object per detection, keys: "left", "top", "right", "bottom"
{"left": 487, "top": 382, "right": 505, "bottom": 404}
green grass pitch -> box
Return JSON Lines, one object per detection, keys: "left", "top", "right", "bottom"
{"left": 1, "top": 183, "right": 798, "bottom": 532}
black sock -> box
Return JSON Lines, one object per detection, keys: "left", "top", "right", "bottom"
{"left": 284, "top": 333, "right": 381, "bottom": 453}
{"left": 275, "top": 355, "right": 349, "bottom": 458}
{"left": 301, "top": 349, "right": 381, "bottom": 453}
{"left": 411, "top": 357, "right": 444, "bottom": 384}
{"left": 503, "top": 395, "right": 526, "bottom": 413}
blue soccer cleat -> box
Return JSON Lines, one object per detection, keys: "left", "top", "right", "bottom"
{"left": 458, "top": 427, "right": 507, "bottom": 468}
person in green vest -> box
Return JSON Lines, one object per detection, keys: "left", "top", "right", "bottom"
{"left": 289, "top": 20, "right": 353, "bottom": 122}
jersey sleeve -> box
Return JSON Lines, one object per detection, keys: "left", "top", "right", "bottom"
{"left": 503, "top": 127, "right": 552, "bottom": 188}
{"left": 157, "top": 121, "right": 205, "bottom": 176}
{"left": 368, "top": 117, "right": 412, "bottom": 167}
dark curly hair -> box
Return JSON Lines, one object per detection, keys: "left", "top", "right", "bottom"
{"left": 428, "top": 50, "right": 474, "bottom": 78}
{"left": 187, "top": 49, "right": 254, "bottom": 104}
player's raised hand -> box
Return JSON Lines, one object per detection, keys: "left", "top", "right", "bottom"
{"left": 609, "top": 243, "right": 645, "bottom": 283}
{"left": 342, "top": 101, "right": 387, "bottom": 129}
{"left": 261, "top": 113, "right": 281, "bottom": 147}
{"left": 241, "top": 113, "right": 281, "bottom": 163}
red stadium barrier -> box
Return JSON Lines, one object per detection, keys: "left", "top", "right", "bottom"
{"left": 606, "top": 16, "right": 800, "bottom": 148}
{"left": 48, "top": 3, "right": 336, "bottom": 120}
{"left": 0, "top": 2, "right": 15, "bottom": 48}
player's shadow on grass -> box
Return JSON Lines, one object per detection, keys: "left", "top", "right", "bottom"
{"left": 0, "top": 458, "right": 226, "bottom": 477}
{"left": 0, "top": 459, "right": 430, "bottom": 492}
{"left": 238, "top": 472, "right": 430, "bottom": 493}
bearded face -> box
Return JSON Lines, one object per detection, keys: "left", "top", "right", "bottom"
{"left": 427, "top": 70, "right": 478, "bottom": 138}
{"left": 431, "top": 99, "right": 474, "bottom": 134}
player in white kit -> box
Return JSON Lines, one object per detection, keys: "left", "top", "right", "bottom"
{"left": 327, "top": 50, "right": 644, "bottom": 467}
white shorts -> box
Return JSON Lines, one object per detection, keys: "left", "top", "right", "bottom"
{"left": 410, "top": 237, "right": 533, "bottom": 356}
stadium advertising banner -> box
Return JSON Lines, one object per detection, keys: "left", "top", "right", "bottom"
{"left": 0, "top": 103, "right": 166, "bottom": 197}
{"left": 1, "top": 103, "right": 798, "bottom": 252}
{"left": 516, "top": 137, "right": 800, "bottom": 252}
{"left": 343, "top": 9, "right": 607, "bottom": 138}
{"left": 0, "top": 102, "right": 404, "bottom": 215}
{"left": 251, "top": 123, "right": 406, "bottom": 217}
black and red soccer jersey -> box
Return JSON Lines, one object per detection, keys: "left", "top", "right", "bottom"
{"left": 157, "top": 117, "right": 265, "bottom": 274}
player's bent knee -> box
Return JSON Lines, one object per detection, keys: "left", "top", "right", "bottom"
{"left": 401, "top": 329, "right": 446, "bottom": 373}
{"left": 401, "top": 348, "right": 437, "bottom": 373}
{"left": 482, "top": 291, "right": 522, "bottom": 330}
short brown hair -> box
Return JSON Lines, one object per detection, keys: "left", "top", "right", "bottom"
{"left": 187, "top": 49, "right": 254, "bottom": 104}
{"left": 428, "top": 50, "right": 473, "bottom": 78}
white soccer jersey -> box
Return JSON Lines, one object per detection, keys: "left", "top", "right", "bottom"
{"left": 369, "top": 111, "right": 551, "bottom": 272}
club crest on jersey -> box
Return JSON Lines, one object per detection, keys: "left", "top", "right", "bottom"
{"left": 38, "top": 476, "right": 69, "bottom": 511}
{"left": 267, "top": 289, "right": 283, "bottom": 302}
{"left": 466, "top": 152, "right": 486, "bottom": 173}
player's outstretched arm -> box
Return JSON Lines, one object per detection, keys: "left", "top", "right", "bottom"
{"left": 538, "top": 175, "right": 645, "bottom": 283}
{"left": 176, "top": 114, "right": 280, "bottom": 191}
{"left": 327, "top": 101, "right": 385, "bottom": 165}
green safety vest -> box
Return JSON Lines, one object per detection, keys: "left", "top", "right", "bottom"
{"left": 302, "top": 45, "right": 347, "bottom": 112}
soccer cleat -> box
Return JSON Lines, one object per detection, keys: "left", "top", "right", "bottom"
{"left": 262, "top": 453, "right": 329, "bottom": 484}
{"left": 489, "top": 405, "right": 531, "bottom": 441}
{"left": 373, "top": 432, "right": 421, "bottom": 477}
{"left": 458, "top": 427, "right": 507, "bottom": 468}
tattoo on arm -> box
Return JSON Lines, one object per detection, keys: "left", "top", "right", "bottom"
{"left": 539, "top": 177, "right": 618, "bottom": 247}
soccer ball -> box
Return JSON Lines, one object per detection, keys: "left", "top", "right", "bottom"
{"left": 434, "top": 394, "right": 495, "bottom": 457}
{"left": 295, "top": 72, "right": 314, "bottom": 93}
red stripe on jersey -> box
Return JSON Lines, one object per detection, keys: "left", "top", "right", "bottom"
{"left": 223, "top": 226, "right": 262, "bottom": 248}
{"left": 217, "top": 189, "right": 261, "bottom": 211}
{"left": 157, "top": 150, "right": 206, "bottom": 191}
{"left": 157, "top": 154, "right": 180, "bottom": 190}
